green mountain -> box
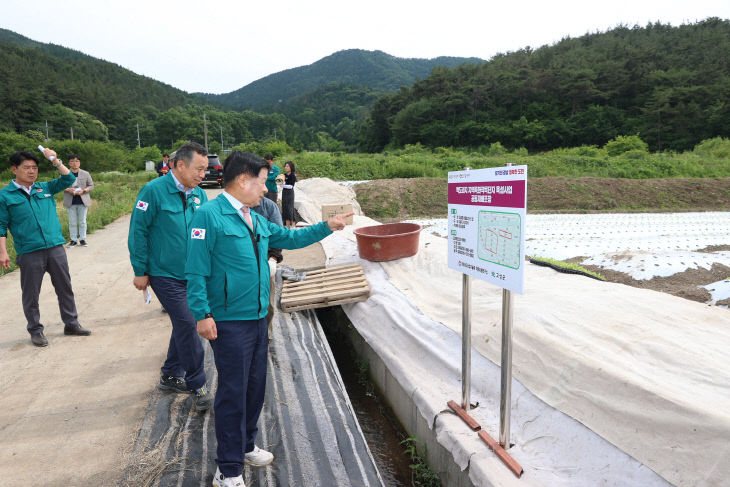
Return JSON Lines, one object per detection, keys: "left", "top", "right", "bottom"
{"left": 360, "top": 18, "right": 730, "bottom": 152}
{"left": 0, "top": 28, "right": 207, "bottom": 143}
{"left": 200, "top": 49, "right": 483, "bottom": 110}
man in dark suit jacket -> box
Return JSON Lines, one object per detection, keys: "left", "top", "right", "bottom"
{"left": 156, "top": 154, "right": 170, "bottom": 177}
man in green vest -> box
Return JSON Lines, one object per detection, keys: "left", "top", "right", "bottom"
{"left": 263, "top": 153, "right": 279, "bottom": 203}
{"left": 0, "top": 148, "right": 91, "bottom": 347}
{"left": 128, "top": 141, "right": 212, "bottom": 412}
{"left": 185, "top": 151, "right": 352, "bottom": 486}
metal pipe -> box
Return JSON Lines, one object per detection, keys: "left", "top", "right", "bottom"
{"left": 462, "top": 274, "right": 472, "bottom": 410}
{"left": 460, "top": 165, "right": 473, "bottom": 412}
{"left": 500, "top": 288, "right": 513, "bottom": 448}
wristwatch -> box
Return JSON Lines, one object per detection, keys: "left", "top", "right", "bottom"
{"left": 204, "top": 312, "right": 214, "bottom": 319}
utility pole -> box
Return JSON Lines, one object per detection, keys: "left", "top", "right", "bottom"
{"left": 273, "top": 128, "right": 277, "bottom": 139}
{"left": 203, "top": 113, "right": 209, "bottom": 153}
{"left": 45, "top": 120, "right": 49, "bottom": 142}
{"left": 220, "top": 126, "right": 224, "bottom": 151}
{"left": 70, "top": 127, "right": 74, "bottom": 140}
{"left": 136, "top": 123, "right": 141, "bottom": 148}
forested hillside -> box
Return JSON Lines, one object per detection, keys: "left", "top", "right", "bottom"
{"left": 359, "top": 18, "right": 730, "bottom": 152}
{"left": 200, "top": 49, "right": 482, "bottom": 109}
{"left": 0, "top": 29, "right": 308, "bottom": 149}
{"left": 0, "top": 29, "right": 196, "bottom": 141}
{"left": 1, "top": 20, "right": 728, "bottom": 155}
{"left": 271, "top": 83, "right": 388, "bottom": 147}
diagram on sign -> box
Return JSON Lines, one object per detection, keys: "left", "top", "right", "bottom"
{"left": 477, "top": 211, "right": 521, "bottom": 269}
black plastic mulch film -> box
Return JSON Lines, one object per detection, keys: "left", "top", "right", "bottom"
{"left": 121, "top": 268, "right": 384, "bottom": 487}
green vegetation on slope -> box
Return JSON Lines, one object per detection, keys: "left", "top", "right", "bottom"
{"left": 290, "top": 137, "right": 730, "bottom": 181}
{"left": 2, "top": 20, "right": 729, "bottom": 155}
{"left": 359, "top": 18, "right": 730, "bottom": 153}
{"left": 201, "top": 49, "right": 482, "bottom": 109}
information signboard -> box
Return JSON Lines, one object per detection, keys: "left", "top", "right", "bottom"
{"left": 447, "top": 166, "right": 527, "bottom": 294}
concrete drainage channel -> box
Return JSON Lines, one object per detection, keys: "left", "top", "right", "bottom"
{"left": 317, "top": 306, "right": 466, "bottom": 487}
{"left": 317, "top": 306, "right": 414, "bottom": 486}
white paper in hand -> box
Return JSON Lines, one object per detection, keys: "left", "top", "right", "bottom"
{"left": 37, "top": 145, "right": 55, "bottom": 161}
{"left": 143, "top": 287, "right": 152, "bottom": 304}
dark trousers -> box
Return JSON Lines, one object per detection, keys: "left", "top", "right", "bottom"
{"left": 17, "top": 245, "right": 79, "bottom": 335}
{"left": 210, "top": 318, "right": 268, "bottom": 477}
{"left": 149, "top": 276, "right": 207, "bottom": 391}
{"left": 264, "top": 191, "right": 278, "bottom": 203}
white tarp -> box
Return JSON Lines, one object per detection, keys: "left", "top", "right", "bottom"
{"left": 300, "top": 178, "right": 730, "bottom": 487}
{"left": 294, "top": 178, "right": 362, "bottom": 224}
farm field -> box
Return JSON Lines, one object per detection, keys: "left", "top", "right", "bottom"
{"left": 349, "top": 177, "right": 730, "bottom": 306}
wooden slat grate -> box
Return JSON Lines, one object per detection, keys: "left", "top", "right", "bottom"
{"left": 281, "top": 263, "right": 371, "bottom": 312}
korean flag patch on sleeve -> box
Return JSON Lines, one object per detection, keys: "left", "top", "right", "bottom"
{"left": 136, "top": 200, "right": 149, "bottom": 211}
{"left": 191, "top": 228, "right": 206, "bottom": 240}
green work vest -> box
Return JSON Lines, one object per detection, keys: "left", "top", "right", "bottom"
{"left": 185, "top": 195, "right": 332, "bottom": 322}
{"left": 265, "top": 165, "right": 280, "bottom": 193}
{"left": 128, "top": 172, "right": 208, "bottom": 279}
{"left": 0, "top": 173, "right": 75, "bottom": 255}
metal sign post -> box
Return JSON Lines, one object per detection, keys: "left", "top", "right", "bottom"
{"left": 500, "top": 288, "right": 513, "bottom": 448}
{"left": 462, "top": 273, "right": 471, "bottom": 410}
{"left": 461, "top": 166, "right": 472, "bottom": 412}
{"left": 499, "top": 162, "right": 515, "bottom": 449}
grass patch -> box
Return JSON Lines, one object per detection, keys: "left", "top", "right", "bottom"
{"left": 401, "top": 436, "right": 441, "bottom": 487}
{"left": 288, "top": 141, "right": 730, "bottom": 182}
{"left": 530, "top": 256, "right": 606, "bottom": 281}
{"left": 1, "top": 171, "right": 155, "bottom": 276}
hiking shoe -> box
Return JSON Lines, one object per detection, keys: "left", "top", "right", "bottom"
{"left": 212, "top": 467, "right": 245, "bottom": 487}
{"left": 79, "top": 239, "right": 88, "bottom": 247}
{"left": 64, "top": 325, "right": 91, "bottom": 336}
{"left": 193, "top": 385, "right": 213, "bottom": 412}
{"left": 158, "top": 374, "right": 187, "bottom": 393}
{"left": 67, "top": 241, "right": 78, "bottom": 247}
{"left": 31, "top": 332, "right": 48, "bottom": 347}
{"left": 244, "top": 445, "right": 273, "bottom": 466}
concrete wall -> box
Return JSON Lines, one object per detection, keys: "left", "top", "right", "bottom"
{"left": 334, "top": 309, "right": 477, "bottom": 487}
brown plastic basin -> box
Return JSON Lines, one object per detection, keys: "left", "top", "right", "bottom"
{"left": 353, "top": 222, "right": 422, "bottom": 262}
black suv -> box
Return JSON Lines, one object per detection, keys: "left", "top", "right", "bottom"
{"left": 202, "top": 154, "right": 223, "bottom": 187}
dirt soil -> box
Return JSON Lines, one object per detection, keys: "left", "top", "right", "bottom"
{"left": 355, "top": 177, "right": 730, "bottom": 305}
{"left": 0, "top": 214, "right": 172, "bottom": 486}
{"left": 355, "top": 177, "right": 730, "bottom": 219}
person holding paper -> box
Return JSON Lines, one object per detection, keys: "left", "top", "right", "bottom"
{"left": 128, "top": 142, "right": 212, "bottom": 412}
{"left": 63, "top": 154, "right": 94, "bottom": 247}
{"left": 0, "top": 148, "right": 91, "bottom": 347}
{"left": 185, "top": 151, "right": 352, "bottom": 486}
{"left": 281, "top": 161, "right": 297, "bottom": 228}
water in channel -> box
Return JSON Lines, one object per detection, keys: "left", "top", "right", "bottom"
{"left": 316, "top": 307, "right": 413, "bottom": 487}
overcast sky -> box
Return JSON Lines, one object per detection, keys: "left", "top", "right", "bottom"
{"left": 2, "top": 0, "right": 728, "bottom": 94}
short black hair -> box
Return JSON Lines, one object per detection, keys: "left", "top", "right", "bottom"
{"left": 10, "top": 151, "right": 38, "bottom": 167}
{"left": 162, "top": 153, "right": 169, "bottom": 158}
{"left": 264, "top": 154, "right": 274, "bottom": 161}
{"left": 67, "top": 154, "right": 80, "bottom": 161}
{"left": 172, "top": 142, "right": 207, "bottom": 168}
{"left": 224, "top": 151, "right": 267, "bottom": 186}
